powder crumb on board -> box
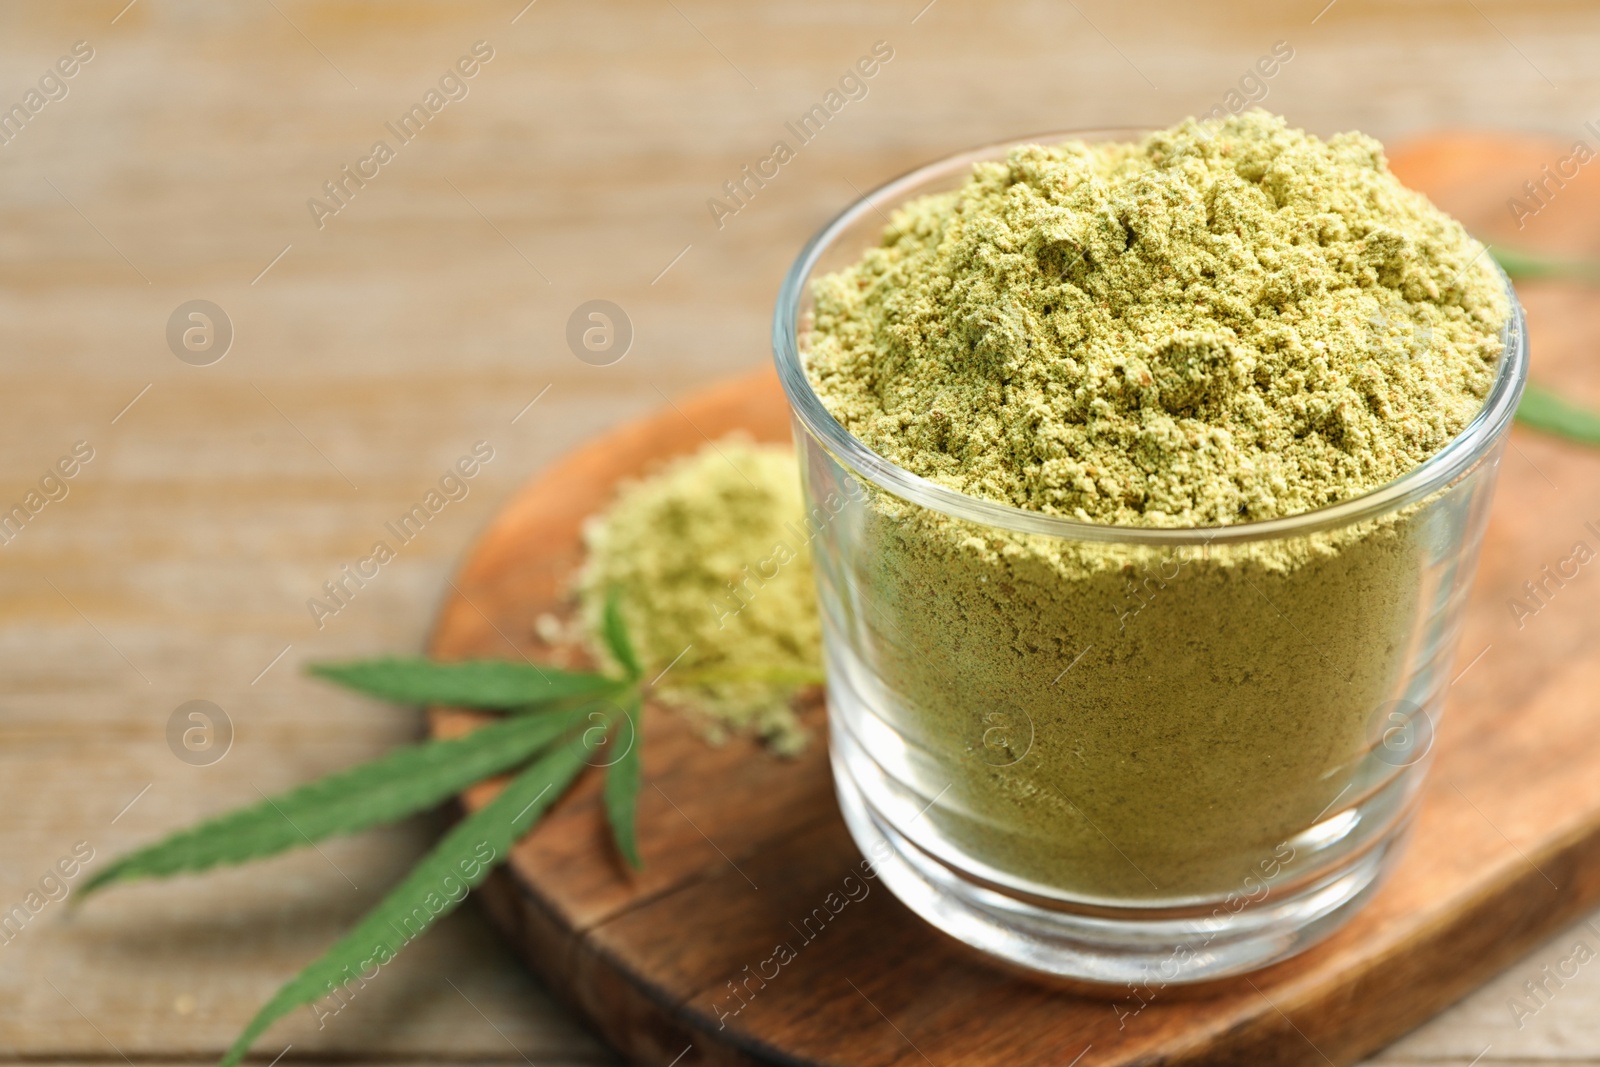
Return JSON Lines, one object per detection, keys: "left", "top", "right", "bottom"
{"left": 577, "top": 439, "right": 821, "bottom": 756}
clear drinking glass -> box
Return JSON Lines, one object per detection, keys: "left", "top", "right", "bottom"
{"left": 771, "top": 131, "right": 1529, "bottom": 984}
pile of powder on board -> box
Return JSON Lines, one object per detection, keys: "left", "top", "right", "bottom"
{"left": 577, "top": 439, "right": 821, "bottom": 756}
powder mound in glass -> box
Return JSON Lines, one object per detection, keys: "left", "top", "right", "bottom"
{"left": 806, "top": 109, "right": 1509, "bottom": 528}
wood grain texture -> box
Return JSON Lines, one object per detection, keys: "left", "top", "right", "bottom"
{"left": 5, "top": 0, "right": 1600, "bottom": 1064}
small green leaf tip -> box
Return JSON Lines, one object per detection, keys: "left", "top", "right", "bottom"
{"left": 601, "top": 586, "right": 643, "bottom": 681}
{"left": 602, "top": 692, "right": 644, "bottom": 870}
{"left": 1516, "top": 382, "right": 1600, "bottom": 447}
{"left": 308, "top": 657, "right": 618, "bottom": 708}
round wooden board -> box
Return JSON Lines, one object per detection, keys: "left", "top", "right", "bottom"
{"left": 428, "top": 140, "right": 1600, "bottom": 1067}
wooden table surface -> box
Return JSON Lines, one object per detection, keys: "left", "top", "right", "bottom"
{"left": 3, "top": 2, "right": 1599, "bottom": 1064}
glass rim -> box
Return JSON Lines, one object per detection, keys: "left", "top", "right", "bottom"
{"left": 771, "top": 127, "right": 1530, "bottom": 546}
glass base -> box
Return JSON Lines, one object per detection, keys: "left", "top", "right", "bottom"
{"left": 832, "top": 724, "right": 1409, "bottom": 987}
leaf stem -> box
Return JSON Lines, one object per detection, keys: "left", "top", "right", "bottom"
{"left": 1492, "top": 246, "right": 1600, "bottom": 285}
{"left": 1516, "top": 382, "right": 1600, "bottom": 446}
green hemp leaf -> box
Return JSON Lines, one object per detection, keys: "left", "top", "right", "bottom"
{"left": 80, "top": 707, "right": 587, "bottom": 896}
{"left": 600, "top": 585, "right": 643, "bottom": 681}
{"left": 1481, "top": 246, "right": 1600, "bottom": 450}
{"left": 602, "top": 690, "right": 644, "bottom": 869}
{"left": 308, "top": 657, "right": 618, "bottom": 707}
{"left": 86, "top": 612, "right": 656, "bottom": 1067}
{"left": 1516, "top": 382, "right": 1600, "bottom": 447}
{"left": 218, "top": 727, "right": 592, "bottom": 1067}
{"left": 1492, "top": 246, "right": 1600, "bottom": 286}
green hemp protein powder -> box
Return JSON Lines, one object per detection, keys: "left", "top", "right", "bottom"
{"left": 578, "top": 440, "right": 821, "bottom": 756}
{"left": 804, "top": 111, "right": 1509, "bottom": 899}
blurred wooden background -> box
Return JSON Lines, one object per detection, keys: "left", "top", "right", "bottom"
{"left": 3, "top": 1, "right": 1600, "bottom": 1064}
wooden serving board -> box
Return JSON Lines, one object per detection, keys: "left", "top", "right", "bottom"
{"left": 427, "top": 136, "right": 1600, "bottom": 1067}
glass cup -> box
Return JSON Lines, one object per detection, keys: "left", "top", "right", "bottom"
{"left": 771, "top": 130, "right": 1529, "bottom": 984}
